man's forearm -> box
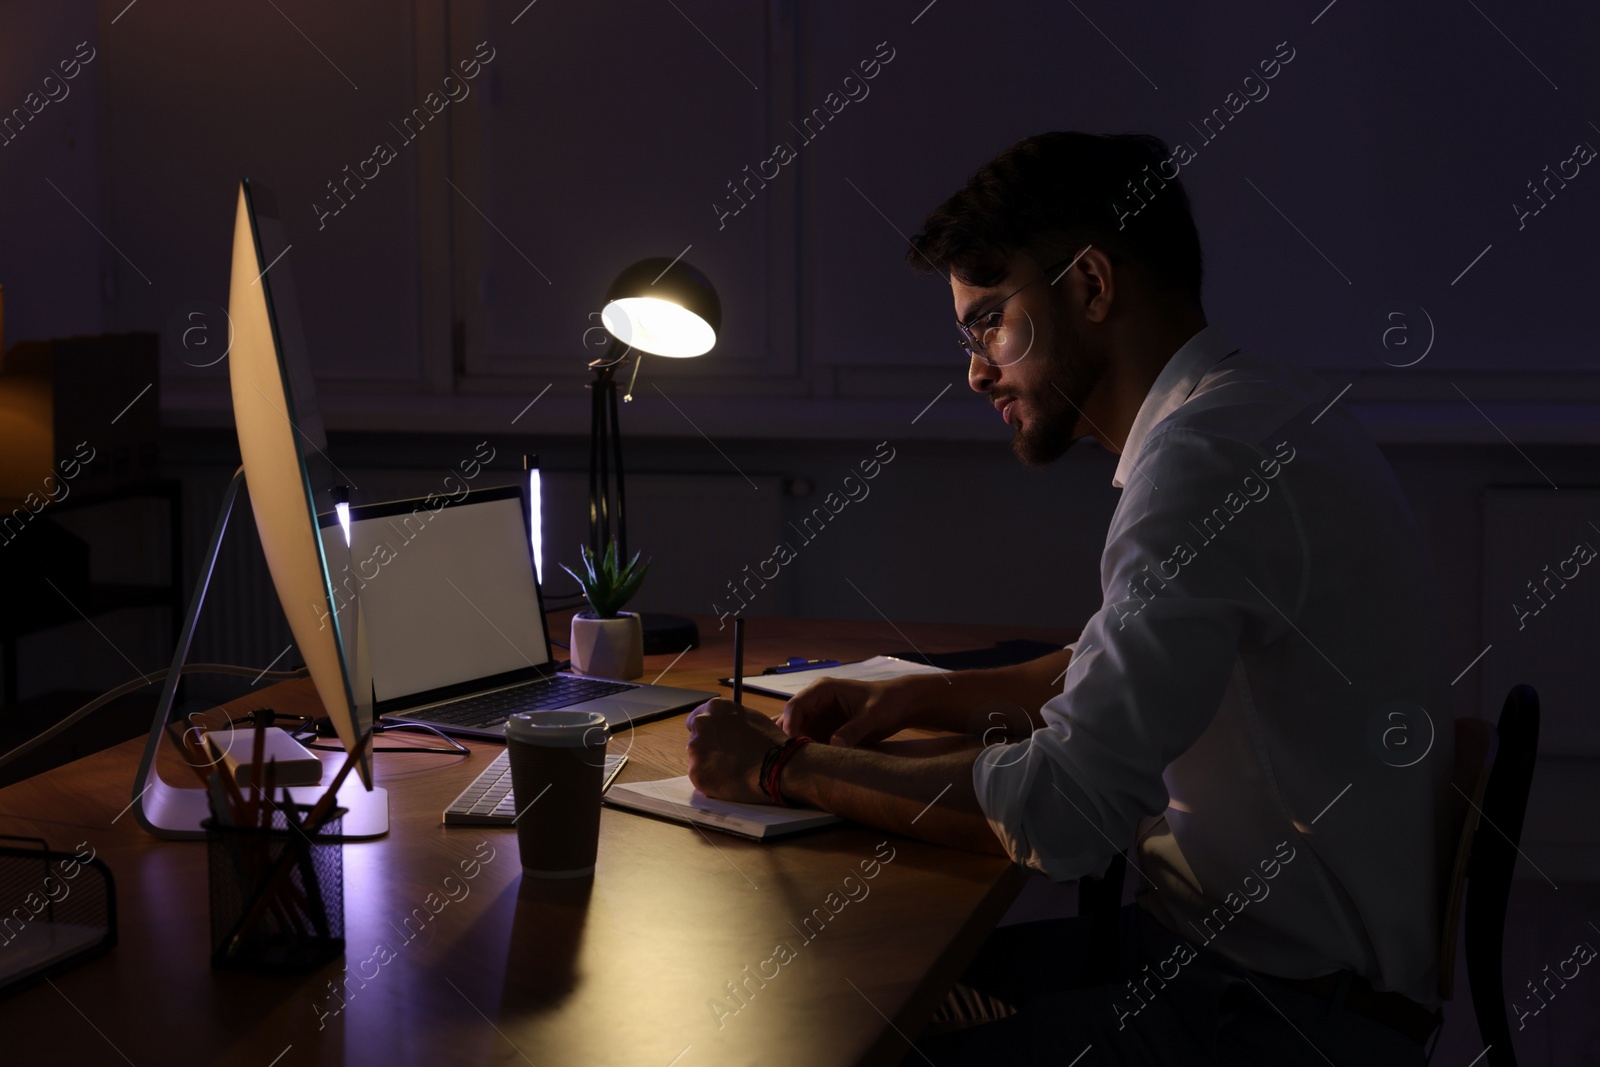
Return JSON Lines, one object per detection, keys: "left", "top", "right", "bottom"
{"left": 779, "top": 743, "right": 1008, "bottom": 855}
{"left": 898, "top": 646, "right": 1074, "bottom": 734}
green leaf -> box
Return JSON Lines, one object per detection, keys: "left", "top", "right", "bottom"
{"left": 559, "top": 539, "right": 650, "bottom": 618}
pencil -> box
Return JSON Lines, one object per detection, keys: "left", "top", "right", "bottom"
{"left": 732, "top": 617, "right": 745, "bottom": 707}
{"left": 246, "top": 713, "right": 267, "bottom": 824}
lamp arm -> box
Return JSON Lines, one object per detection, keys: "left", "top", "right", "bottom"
{"left": 588, "top": 363, "right": 605, "bottom": 557}
{"left": 609, "top": 373, "right": 627, "bottom": 560}
{"left": 623, "top": 351, "right": 644, "bottom": 402}
{"left": 587, "top": 340, "right": 634, "bottom": 371}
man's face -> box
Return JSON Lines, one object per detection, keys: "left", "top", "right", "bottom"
{"left": 952, "top": 253, "right": 1108, "bottom": 467}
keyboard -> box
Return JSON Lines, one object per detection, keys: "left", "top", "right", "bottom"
{"left": 408, "top": 675, "right": 635, "bottom": 730}
{"left": 443, "top": 749, "right": 628, "bottom": 826}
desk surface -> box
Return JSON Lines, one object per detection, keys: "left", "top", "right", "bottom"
{"left": 0, "top": 615, "right": 1072, "bottom": 1066}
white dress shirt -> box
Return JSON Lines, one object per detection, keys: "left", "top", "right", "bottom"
{"left": 973, "top": 325, "right": 1452, "bottom": 1007}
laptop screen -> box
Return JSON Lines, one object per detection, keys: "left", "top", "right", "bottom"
{"left": 319, "top": 485, "right": 552, "bottom": 706}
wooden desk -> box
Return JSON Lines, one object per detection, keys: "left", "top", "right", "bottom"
{"left": 0, "top": 616, "right": 1073, "bottom": 1066}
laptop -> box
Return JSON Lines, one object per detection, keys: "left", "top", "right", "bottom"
{"left": 317, "top": 482, "right": 716, "bottom": 738}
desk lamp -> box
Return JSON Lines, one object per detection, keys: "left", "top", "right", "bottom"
{"left": 588, "top": 257, "right": 720, "bottom": 654}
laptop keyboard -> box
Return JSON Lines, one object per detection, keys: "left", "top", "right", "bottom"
{"left": 443, "top": 749, "right": 628, "bottom": 826}
{"left": 407, "top": 675, "right": 636, "bottom": 730}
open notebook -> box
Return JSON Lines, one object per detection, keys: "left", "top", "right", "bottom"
{"left": 719, "top": 655, "right": 949, "bottom": 701}
{"left": 604, "top": 776, "right": 842, "bottom": 840}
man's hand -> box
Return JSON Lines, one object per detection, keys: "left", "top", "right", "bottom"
{"left": 779, "top": 647, "right": 1076, "bottom": 746}
{"left": 778, "top": 677, "right": 919, "bottom": 747}
{"left": 685, "top": 699, "right": 788, "bottom": 803}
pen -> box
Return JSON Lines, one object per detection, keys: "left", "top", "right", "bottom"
{"left": 765, "top": 658, "right": 841, "bottom": 675}
{"left": 732, "top": 617, "right": 745, "bottom": 707}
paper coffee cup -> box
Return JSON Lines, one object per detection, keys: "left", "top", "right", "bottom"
{"left": 505, "top": 710, "right": 609, "bottom": 878}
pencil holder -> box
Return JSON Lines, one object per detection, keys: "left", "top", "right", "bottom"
{"left": 204, "top": 806, "right": 345, "bottom": 972}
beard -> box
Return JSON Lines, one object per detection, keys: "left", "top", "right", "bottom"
{"left": 1011, "top": 298, "right": 1108, "bottom": 468}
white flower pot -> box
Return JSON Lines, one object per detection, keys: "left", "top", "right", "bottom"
{"left": 569, "top": 611, "right": 643, "bottom": 680}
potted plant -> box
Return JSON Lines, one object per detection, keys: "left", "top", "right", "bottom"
{"left": 561, "top": 541, "right": 650, "bottom": 680}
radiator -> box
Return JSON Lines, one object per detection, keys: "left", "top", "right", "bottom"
{"left": 182, "top": 474, "right": 296, "bottom": 670}
{"left": 538, "top": 471, "right": 789, "bottom": 618}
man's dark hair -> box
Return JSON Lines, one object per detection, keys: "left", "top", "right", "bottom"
{"left": 907, "top": 131, "right": 1204, "bottom": 303}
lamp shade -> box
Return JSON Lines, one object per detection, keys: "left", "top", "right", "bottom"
{"left": 599, "top": 257, "right": 721, "bottom": 358}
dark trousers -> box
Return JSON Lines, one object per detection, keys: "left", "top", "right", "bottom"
{"left": 912, "top": 904, "right": 1428, "bottom": 1066}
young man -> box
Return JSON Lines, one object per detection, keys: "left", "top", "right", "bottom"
{"left": 686, "top": 132, "right": 1451, "bottom": 1064}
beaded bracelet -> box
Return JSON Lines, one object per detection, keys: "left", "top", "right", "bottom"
{"left": 759, "top": 736, "right": 813, "bottom": 806}
{"left": 757, "top": 742, "right": 786, "bottom": 798}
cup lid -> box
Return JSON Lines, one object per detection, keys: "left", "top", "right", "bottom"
{"left": 505, "top": 709, "right": 609, "bottom": 747}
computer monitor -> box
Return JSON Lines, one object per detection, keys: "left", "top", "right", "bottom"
{"left": 132, "top": 179, "right": 386, "bottom": 838}
{"left": 225, "top": 178, "right": 372, "bottom": 781}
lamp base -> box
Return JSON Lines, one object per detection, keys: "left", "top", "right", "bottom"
{"left": 639, "top": 612, "right": 700, "bottom": 656}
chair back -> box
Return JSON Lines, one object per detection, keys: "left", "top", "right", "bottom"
{"left": 1438, "top": 716, "right": 1493, "bottom": 997}
{"left": 1437, "top": 686, "right": 1540, "bottom": 1067}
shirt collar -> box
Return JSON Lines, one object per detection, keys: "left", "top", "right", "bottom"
{"left": 1112, "top": 325, "right": 1241, "bottom": 489}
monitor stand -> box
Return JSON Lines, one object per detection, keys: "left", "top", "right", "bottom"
{"left": 131, "top": 467, "right": 388, "bottom": 840}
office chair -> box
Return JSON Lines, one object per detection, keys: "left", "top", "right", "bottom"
{"left": 1434, "top": 685, "right": 1541, "bottom": 1067}
{"left": 1074, "top": 686, "right": 1542, "bottom": 1065}
{"left": 927, "top": 687, "right": 1544, "bottom": 1057}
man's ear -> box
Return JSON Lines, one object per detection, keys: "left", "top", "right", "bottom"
{"left": 1069, "top": 247, "right": 1116, "bottom": 324}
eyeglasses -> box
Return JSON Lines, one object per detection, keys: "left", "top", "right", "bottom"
{"left": 956, "top": 247, "right": 1093, "bottom": 366}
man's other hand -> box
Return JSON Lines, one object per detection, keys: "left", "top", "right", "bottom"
{"left": 685, "top": 699, "right": 787, "bottom": 803}
{"left": 779, "top": 677, "right": 917, "bottom": 747}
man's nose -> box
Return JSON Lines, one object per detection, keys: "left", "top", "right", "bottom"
{"left": 968, "top": 353, "right": 998, "bottom": 393}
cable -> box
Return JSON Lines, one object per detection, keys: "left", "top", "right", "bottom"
{"left": 288, "top": 716, "right": 469, "bottom": 757}
{"left": 366, "top": 721, "right": 470, "bottom": 755}
{"left": 210, "top": 708, "right": 468, "bottom": 758}
{"left": 0, "top": 661, "right": 477, "bottom": 773}
{"left": 0, "top": 662, "right": 310, "bottom": 772}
